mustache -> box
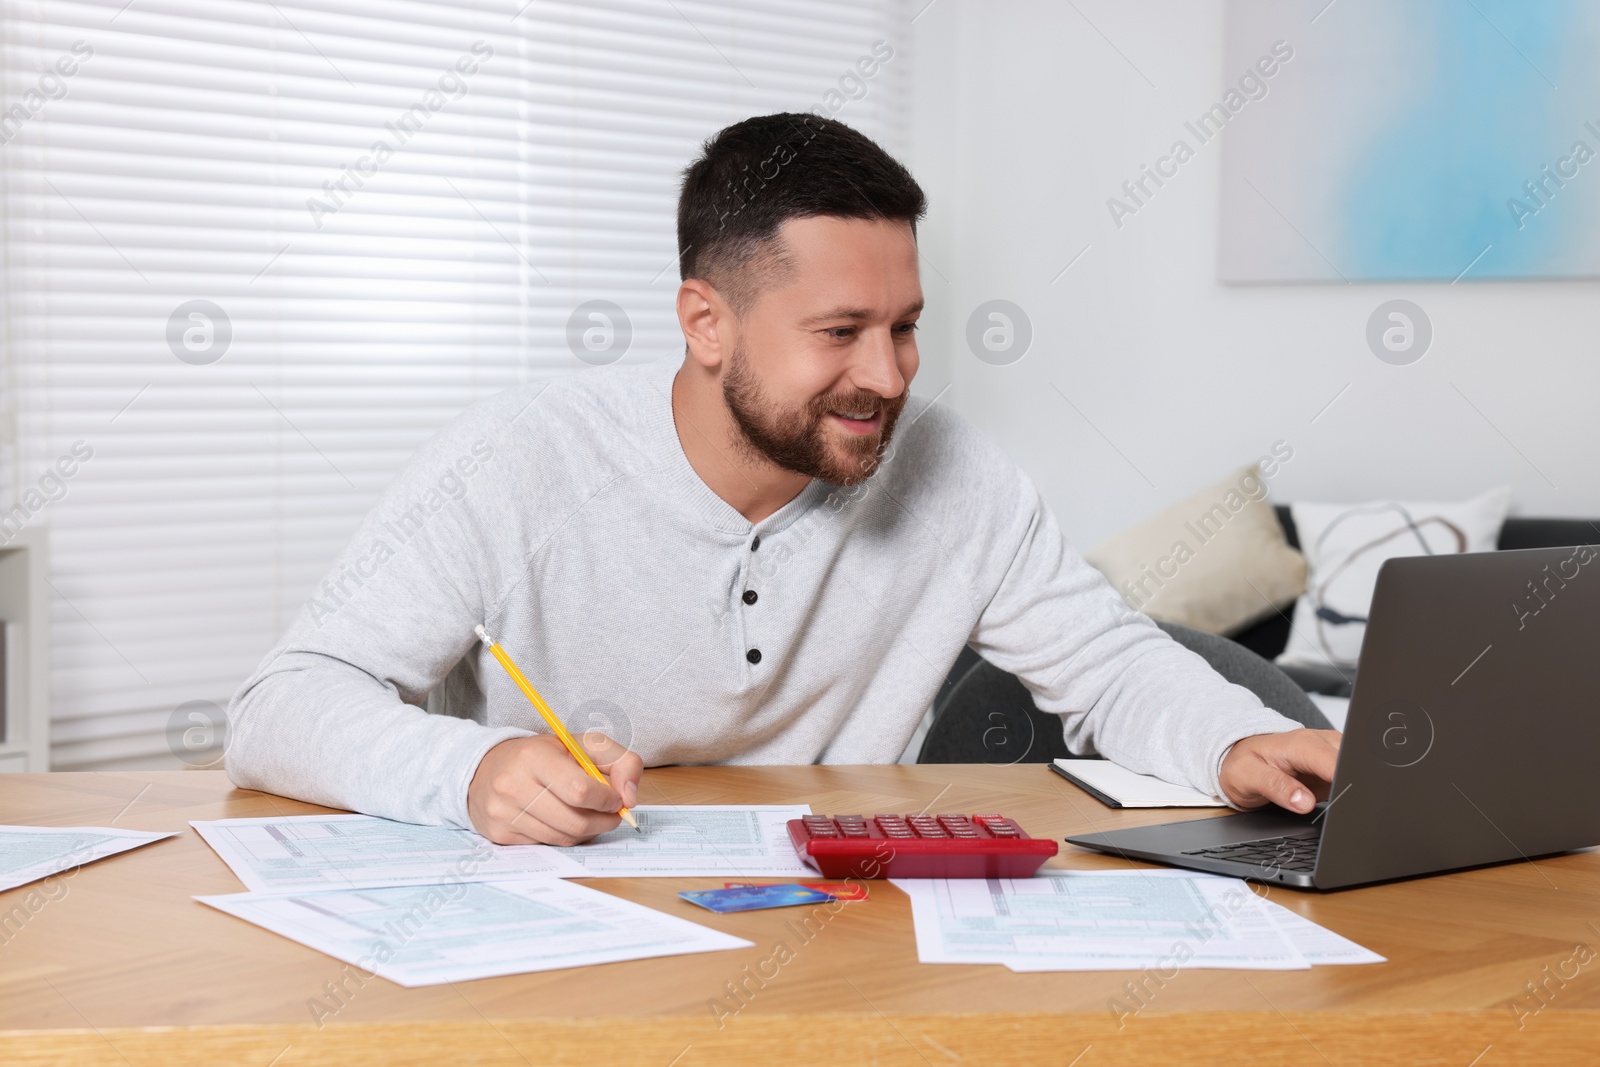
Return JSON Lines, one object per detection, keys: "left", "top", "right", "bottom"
{"left": 810, "top": 389, "right": 905, "bottom": 418}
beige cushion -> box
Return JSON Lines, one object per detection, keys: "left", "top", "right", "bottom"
{"left": 1084, "top": 466, "right": 1306, "bottom": 635}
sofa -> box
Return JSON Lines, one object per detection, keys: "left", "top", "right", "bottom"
{"left": 1231, "top": 507, "right": 1598, "bottom": 696}
{"left": 918, "top": 507, "right": 1596, "bottom": 762}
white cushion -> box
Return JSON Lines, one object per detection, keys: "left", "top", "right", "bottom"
{"left": 1277, "top": 487, "right": 1512, "bottom": 669}
{"left": 1085, "top": 464, "right": 1307, "bottom": 635}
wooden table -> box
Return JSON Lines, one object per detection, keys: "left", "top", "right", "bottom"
{"left": 2, "top": 766, "right": 1597, "bottom": 1066}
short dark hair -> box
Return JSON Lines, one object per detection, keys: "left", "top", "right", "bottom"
{"left": 677, "top": 112, "right": 927, "bottom": 313}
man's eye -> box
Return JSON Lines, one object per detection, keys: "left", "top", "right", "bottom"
{"left": 894, "top": 322, "right": 919, "bottom": 335}
{"left": 826, "top": 327, "right": 855, "bottom": 340}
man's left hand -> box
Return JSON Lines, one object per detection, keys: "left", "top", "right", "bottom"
{"left": 1218, "top": 729, "right": 1341, "bottom": 814}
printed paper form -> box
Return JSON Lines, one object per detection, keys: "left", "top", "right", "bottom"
{"left": 895, "top": 870, "right": 1311, "bottom": 971}
{"left": 1259, "top": 899, "right": 1385, "bottom": 965}
{"left": 196, "top": 878, "right": 752, "bottom": 987}
{"left": 0, "top": 826, "right": 178, "bottom": 893}
{"left": 549, "top": 805, "right": 814, "bottom": 877}
{"left": 190, "top": 814, "right": 585, "bottom": 893}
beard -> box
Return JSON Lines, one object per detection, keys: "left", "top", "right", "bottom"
{"left": 722, "top": 341, "right": 906, "bottom": 487}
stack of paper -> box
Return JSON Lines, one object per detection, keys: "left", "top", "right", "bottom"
{"left": 893, "top": 869, "right": 1383, "bottom": 971}
{"left": 189, "top": 805, "right": 814, "bottom": 983}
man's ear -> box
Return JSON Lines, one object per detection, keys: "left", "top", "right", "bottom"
{"left": 677, "top": 278, "right": 732, "bottom": 371}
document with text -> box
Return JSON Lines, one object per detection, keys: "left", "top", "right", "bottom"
{"left": 1259, "top": 899, "right": 1386, "bottom": 965}
{"left": 196, "top": 878, "right": 752, "bottom": 987}
{"left": 191, "top": 814, "right": 586, "bottom": 893}
{"left": 895, "top": 870, "right": 1312, "bottom": 971}
{"left": 550, "top": 805, "right": 814, "bottom": 877}
{"left": 0, "top": 826, "right": 178, "bottom": 893}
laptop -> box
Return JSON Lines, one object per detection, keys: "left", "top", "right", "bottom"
{"left": 1066, "top": 546, "right": 1600, "bottom": 890}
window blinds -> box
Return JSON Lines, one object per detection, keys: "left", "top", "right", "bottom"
{"left": 0, "top": 0, "right": 907, "bottom": 770}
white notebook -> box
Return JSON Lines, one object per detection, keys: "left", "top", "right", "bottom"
{"left": 1050, "top": 759, "right": 1228, "bottom": 808}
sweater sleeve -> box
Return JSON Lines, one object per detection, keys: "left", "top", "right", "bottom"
{"left": 967, "top": 472, "right": 1301, "bottom": 800}
{"left": 224, "top": 405, "right": 536, "bottom": 830}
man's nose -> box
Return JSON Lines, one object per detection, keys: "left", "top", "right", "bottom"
{"left": 848, "top": 326, "right": 906, "bottom": 398}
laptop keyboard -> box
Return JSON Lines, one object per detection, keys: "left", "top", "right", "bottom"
{"left": 1180, "top": 831, "right": 1321, "bottom": 873}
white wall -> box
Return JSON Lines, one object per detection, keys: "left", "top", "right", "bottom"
{"left": 906, "top": 0, "right": 1599, "bottom": 550}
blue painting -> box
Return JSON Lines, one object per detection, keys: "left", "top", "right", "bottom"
{"left": 1220, "top": 0, "right": 1600, "bottom": 282}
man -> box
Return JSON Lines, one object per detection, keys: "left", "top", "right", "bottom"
{"left": 227, "top": 113, "right": 1339, "bottom": 845}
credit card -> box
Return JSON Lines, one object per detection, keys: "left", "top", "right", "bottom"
{"left": 724, "top": 880, "right": 868, "bottom": 901}
{"left": 678, "top": 883, "right": 835, "bottom": 914}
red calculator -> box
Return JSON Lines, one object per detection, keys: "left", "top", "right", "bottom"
{"left": 787, "top": 814, "right": 1059, "bottom": 879}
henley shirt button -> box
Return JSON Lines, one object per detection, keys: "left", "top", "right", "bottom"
{"left": 742, "top": 589, "right": 758, "bottom": 605}
{"left": 746, "top": 648, "right": 762, "bottom": 664}
{"left": 750, "top": 535, "right": 761, "bottom": 551}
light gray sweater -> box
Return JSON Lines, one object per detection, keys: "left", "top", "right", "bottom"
{"left": 226, "top": 357, "right": 1298, "bottom": 829}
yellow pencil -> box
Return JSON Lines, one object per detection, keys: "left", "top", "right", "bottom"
{"left": 474, "top": 624, "right": 639, "bottom": 830}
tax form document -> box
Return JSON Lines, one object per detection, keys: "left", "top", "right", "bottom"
{"left": 0, "top": 826, "right": 177, "bottom": 893}
{"left": 195, "top": 878, "right": 753, "bottom": 987}
{"left": 191, "top": 814, "right": 585, "bottom": 893}
{"left": 894, "top": 870, "right": 1311, "bottom": 971}
{"left": 1259, "top": 899, "right": 1385, "bottom": 965}
{"left": 550, "top": 805, "right": 814, "bottom": 878}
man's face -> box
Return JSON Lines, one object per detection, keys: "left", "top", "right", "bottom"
{"left": 720, "top": 215, "right": 923, "bottom": 487}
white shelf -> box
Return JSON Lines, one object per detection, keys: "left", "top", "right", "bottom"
{"left": 0, "top": 527, "right": 51, "bottom": 771}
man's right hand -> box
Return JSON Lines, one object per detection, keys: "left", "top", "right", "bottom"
{"left": 467, "top": 733, "right": 642, "bottom": 845}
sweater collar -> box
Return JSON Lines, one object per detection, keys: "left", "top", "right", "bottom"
{"left": 642, "top": 356, "right": 832, "bottom": 537}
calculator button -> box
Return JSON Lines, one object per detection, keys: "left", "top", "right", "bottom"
{"left": 790, "top": 813, "right": 1057, "bottom": 879}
